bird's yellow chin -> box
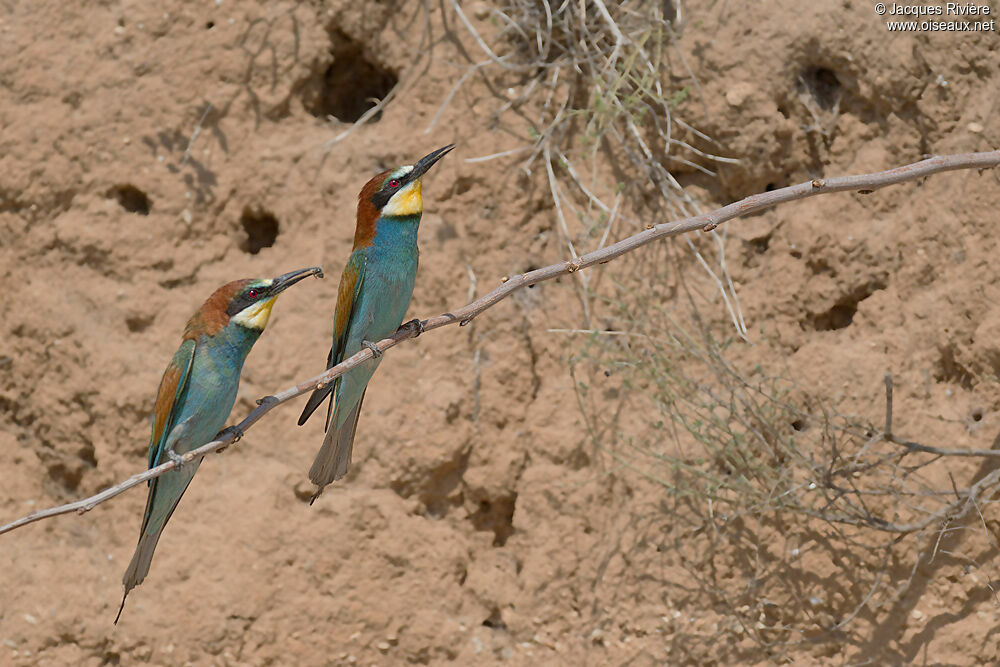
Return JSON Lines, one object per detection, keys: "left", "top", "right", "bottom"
{"left": 232, "top": 296, "right": 276, "bottom": 330}
{"left": 383, "top": 180, "right": 423, "bottom": 217}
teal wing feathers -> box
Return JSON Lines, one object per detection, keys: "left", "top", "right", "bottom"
{"left": 117, "top": 338, "right": 198, "bottom": 622}
{"left": 298, "top": 250, "right": 366, "bottom": 426}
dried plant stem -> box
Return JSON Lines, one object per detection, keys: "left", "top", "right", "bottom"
{"left": 812, "top": 373, "right": 1000, "bottom": 534}
{"left": 1, "top": 150, "right": 997, "bottom": 536}
{"left": 180, "top": 102, "right": 213, "bottom": 167}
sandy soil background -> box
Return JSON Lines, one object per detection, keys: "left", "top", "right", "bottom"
{"left": 1, "top": 0, "right": 999, "bottom": 665}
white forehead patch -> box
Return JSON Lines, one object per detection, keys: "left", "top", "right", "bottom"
{"left": 395, "top": 165, "right": 414, "bottom": 178}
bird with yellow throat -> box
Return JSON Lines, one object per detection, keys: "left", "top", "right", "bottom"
{"left": 116, "top": 266, "right": 323, "bottom": 623}
{"left": 298, "top": 145, "right": 454, "bottom": 501}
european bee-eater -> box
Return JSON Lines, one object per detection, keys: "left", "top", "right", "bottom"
{"left": 115, "top": 266, "right": 323, "bottom": 624}
{"left": 298, "top": 145, "right": 454, "bottom": 500}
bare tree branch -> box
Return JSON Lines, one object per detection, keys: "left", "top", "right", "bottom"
{"left": 1, "top": 150, "right": 998, "bottom": 536}
{"left": 799, "top": 372, "right": 1000, "bottom": 534}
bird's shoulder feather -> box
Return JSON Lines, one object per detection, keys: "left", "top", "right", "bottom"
{"left": 148, "top": 338, "right": 196, "bottom": 471}
{"left": 331, "top": 250, "right": 367, "bottom": 363}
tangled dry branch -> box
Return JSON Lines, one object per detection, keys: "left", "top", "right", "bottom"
{"left": 1, "top": 149, "right": 998, "bottom": 537}
{"left": 440, "top": 0, "right": 743, "bottom": 331}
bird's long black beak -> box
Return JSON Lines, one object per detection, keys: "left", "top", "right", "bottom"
{"left": 269, "top": 266, "right": 324, "bottom": 295}
{"left": 410, "top": 144, "right": 455, "bottom": 180}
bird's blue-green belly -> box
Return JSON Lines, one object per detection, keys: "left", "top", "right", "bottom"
{"left": 157, "top": 326, "right": 257, "bottom": 459}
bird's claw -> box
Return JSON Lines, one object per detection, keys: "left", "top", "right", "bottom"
{"left": 218, "top": 425, "right": 244, "bottom": 442}
{"left": 214, "top": 426, "right": 243, "bottom": 453}
{"left": 256, "top": 395, "right": 278, "bottom": 408}
{"left": 362, "top": 340, "right": 382, "bottom": 358}
{"left": 166, "top": 448, "right": 186, "bottom": 469}
{"left": 398, "top": 318, "right": 425, "bottom": 338}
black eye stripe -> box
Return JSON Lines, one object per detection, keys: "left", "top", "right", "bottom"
{"left": 371, "top": 189, "right": 391, "bottom": 210}
{"left": 370, "top": 173, "right": 410, "bottom": 209}
{"left": 226, "top": 287, "right": 267, "bottom": 316}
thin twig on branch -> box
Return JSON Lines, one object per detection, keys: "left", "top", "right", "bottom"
{"left": 1, "top": 150, "right": 998, "bottom": 536}
{"left": 814, "top": 372, "right": 1000, "bottom": 534}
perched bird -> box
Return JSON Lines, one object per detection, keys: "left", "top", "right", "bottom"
{"left": 298, "top": 144, "right": 454, "bottom": 500}
{"left": 115, "top": 266, "right": 323, "bottom": 624}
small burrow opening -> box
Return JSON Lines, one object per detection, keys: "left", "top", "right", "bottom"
{"left": 239, "top": 206, "right": 279, "bottom": 254}
{"left": 800, "top": 66, "right": 842, "bottom": 111}
{"left": 971, "top": 407, "right": 984, "bottom": 423}
{"left": 307, "top": 28, "right": 398, "bottom": 123}
{"left": 482, "top": 608, "right": 506, "bottom": 630}
{"left": 811, "top": 301, "right": 858, "bottom": 332}
{"left": 108, "top": 184, "right": 151, "bottom": 215}
{"left": 47, "top": 462, "right": 84, "bottom": 491}
{"left": 470, "top": 494, "right": 517, "bottom": 547}
{"left": 791, "top": 419, "right": 806, "bottom": 432}
{"left": 747, "top": 233, "right": 771, "bottom": 254}
{"left": 809, "top": 280, "right": 885, "bottom": 332}
{"left": 933, "top": 344, "right": 973, "bottom": 390}
{"left": 126, "top": 314, "right": 154, "bottom": 333}
{"left": 45, "top": 442, "right": 97, "bottom": 493}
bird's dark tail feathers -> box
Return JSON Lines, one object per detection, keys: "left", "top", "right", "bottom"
{"left": 115, "top": 528, "right": 162, "bottom": 624}
{"left": 298, "top": 381, "right": 335, "bottom": 426}
{"left": 114, "top": 462, "right": 200, "bottom": 624}
{"left": 114, "top": 592, "right": 128, "bottom": 625}
{"left": 308, "top": 390, "right": 365, "bottom": 504}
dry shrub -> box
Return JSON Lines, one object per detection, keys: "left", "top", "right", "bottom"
{"left": 569, "top": 240, "right": 1000, "bottom": 658}
{"left": 449, "top": 3, "right": 1000, "bottom": 658}
{"left": 444, "top": 0, "right": 745, "bottom": 329}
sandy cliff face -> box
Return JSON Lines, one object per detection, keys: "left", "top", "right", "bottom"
{"left": 1, "top": 1, "right": 998, "bottom": 665}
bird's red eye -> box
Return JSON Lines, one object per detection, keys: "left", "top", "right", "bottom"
{"left": 389, "top": 179, "right": 401, "bottom": 188}
{"left": 248, "top": 289, "right": 259, "bottom": 299}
